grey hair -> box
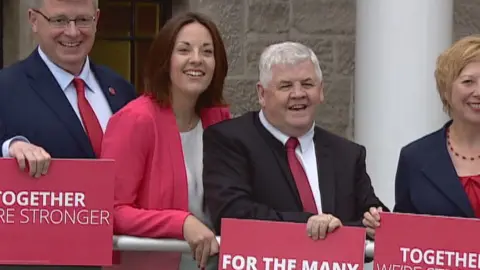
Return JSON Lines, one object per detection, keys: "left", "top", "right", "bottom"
{"left": 258, "top": 41, "right": 323, "bottom": 86}
{"left": 31, "top": 0, "right": 99, "bottom": 10}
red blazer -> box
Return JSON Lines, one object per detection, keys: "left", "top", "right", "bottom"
{"left": 100, "top": 95, "right": 230, "bottom": 270}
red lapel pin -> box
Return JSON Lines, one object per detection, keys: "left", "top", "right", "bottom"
{"left": 108, "top": 87, "right": 116, "bottom": 95}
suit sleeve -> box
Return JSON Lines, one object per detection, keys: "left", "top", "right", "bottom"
{"left": 0, "top": 114, "right": 6, "bottom": 157}
{"left": 203, "top": 126, "right": 314, "bottom": 234}
{"left": 101, "top": 109, "right": 190, "bottom": 239}
{"left": 0, "top": 111, "right": 28, "bottom": 157}
{"left": 348, "top": 145, "right": 389, "bottom": 227}
{"left": 393, "top": 148, "right": 417, "bottom": 213}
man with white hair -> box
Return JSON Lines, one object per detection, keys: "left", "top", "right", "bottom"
{"left": 203, "top": 41, "right": 386, "bottom": 242}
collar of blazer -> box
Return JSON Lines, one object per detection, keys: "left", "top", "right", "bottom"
{"left": 420, "top": 120, "right": 474, "bottom": 217}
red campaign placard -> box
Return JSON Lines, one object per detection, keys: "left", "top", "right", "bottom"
{"left": 374, "top": 212, "right": 480, "bottom": 270}
{"left": 219, "top": 218, "right": 366, "bottom": 270}
{"left": 0, "top": 158, "right": 114, "bottom": 266}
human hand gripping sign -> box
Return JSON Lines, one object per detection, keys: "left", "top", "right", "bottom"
{"left": 362, "top": 206, "right": 383, "bottom": 239}
{"left": 306, "top": 213, "right": 343, "bottom": 240}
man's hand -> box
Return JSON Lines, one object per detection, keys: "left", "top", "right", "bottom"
{"left": 9, "top": 141, "right": 51, "bottom": 178}
{"left": 306, "top": 214, "right": 342, "bottom": 240}
{"left": 362, "top": 207, "right": 382, "bottom": 239}
{"left": 183, "top": 215, "right": 218, "bottom": 268}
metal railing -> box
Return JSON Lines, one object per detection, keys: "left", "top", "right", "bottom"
{"left": 113, "top": 236, "right": 375, "bottom": 259}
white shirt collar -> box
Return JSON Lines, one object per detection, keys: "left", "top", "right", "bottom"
{"left": 259, "top": 110, "right": 315, "bottom": 153}
{"left": 37, "top": 46, "right": 95, "bottom": 92}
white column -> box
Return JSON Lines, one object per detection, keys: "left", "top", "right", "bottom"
{"left": 354, "top": 0, "right": 453, "bottom": 210}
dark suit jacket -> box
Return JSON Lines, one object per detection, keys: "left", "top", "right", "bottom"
{"left": 393, "top": 121, "right": 475, "bottom": 218}
{"left": 203, "top": 111, "right": 387, "bottom": 234}
{"left": 0, "top": 48, "right": 136, "bottom": 158}
{"left": 0, "top": 49, "right": 136, "bottom": 269}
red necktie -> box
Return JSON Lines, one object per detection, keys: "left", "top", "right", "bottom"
{"left": 286, "top": 137, "right": 318, "bottom": 214}
{"left": 73, "top": 78, "right": 103, "bottom": 157}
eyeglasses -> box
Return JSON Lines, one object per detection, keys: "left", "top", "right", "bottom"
{"left": 32, "top": 9, "right": 96, "bottom": 28}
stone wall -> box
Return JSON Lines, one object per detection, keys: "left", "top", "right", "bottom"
{"left": 3, "top": 0, "right": 37, "bottom": 67}
{"left": 3, "top": 0, "right": 480, "bottom": 138}
{"left": 178, "top": 0, "right": 480, "bottom": 138}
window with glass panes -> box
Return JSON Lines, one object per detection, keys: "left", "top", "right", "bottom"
{"left": 90, "top": 0, "right": 171, "bottom": 91}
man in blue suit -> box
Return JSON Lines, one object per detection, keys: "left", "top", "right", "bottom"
{"left": 0, "top": 0, "right": 135, "bottom": 269}
{"left": 0, "top": 0, "right": 136, "bottom": 179}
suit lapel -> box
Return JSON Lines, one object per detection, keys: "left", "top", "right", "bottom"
{"left": 421, "top": 124, "right": 474, "bottom": 217}
{"left": 90, "top": 63, "right": 124, "bottom": 114}
{"left": 314, "top": 128, "right": 336, "bottom": 214}
{"left": 253, "top": 113, "right": 303, "bottom": 210}
{"left": 24, "top": 50, "right": 94, "bottom": 157}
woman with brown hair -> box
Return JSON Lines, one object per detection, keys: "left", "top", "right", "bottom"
{"left": 101, "top": 12, "right": 230, "bottom": 270}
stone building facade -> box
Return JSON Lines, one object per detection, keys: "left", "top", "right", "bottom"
{"left": 3, "top": 0, "right": 480, "bottom": 138}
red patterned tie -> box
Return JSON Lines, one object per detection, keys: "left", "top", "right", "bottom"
{"left": 286, "top": 137, "right": 318, "bottom": 214}
{"left": 73, "top": 78, "right": 103, "bottom": 157}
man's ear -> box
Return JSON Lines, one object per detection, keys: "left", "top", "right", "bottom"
{"left": 28, "top": 9, "right": 39, "bottom": 33}
{"left": 93, "top": 9, "right": 100, "bottom": 30}
{"left": 257, "top": 82, "right": 266, "bottom": 107}
{"left": 318, "top": 80, "right": 325, "bottom": 103}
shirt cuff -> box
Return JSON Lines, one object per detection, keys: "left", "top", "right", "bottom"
{"left": 1, "top": 136, "right": 29, "bottom": 157}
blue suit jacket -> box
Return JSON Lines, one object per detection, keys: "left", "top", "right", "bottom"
{"left": 393, "top": 121, "right": 475, "bottom": 218}
{"left": 0, "top": 49, "right": 136, "bottom": 158}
